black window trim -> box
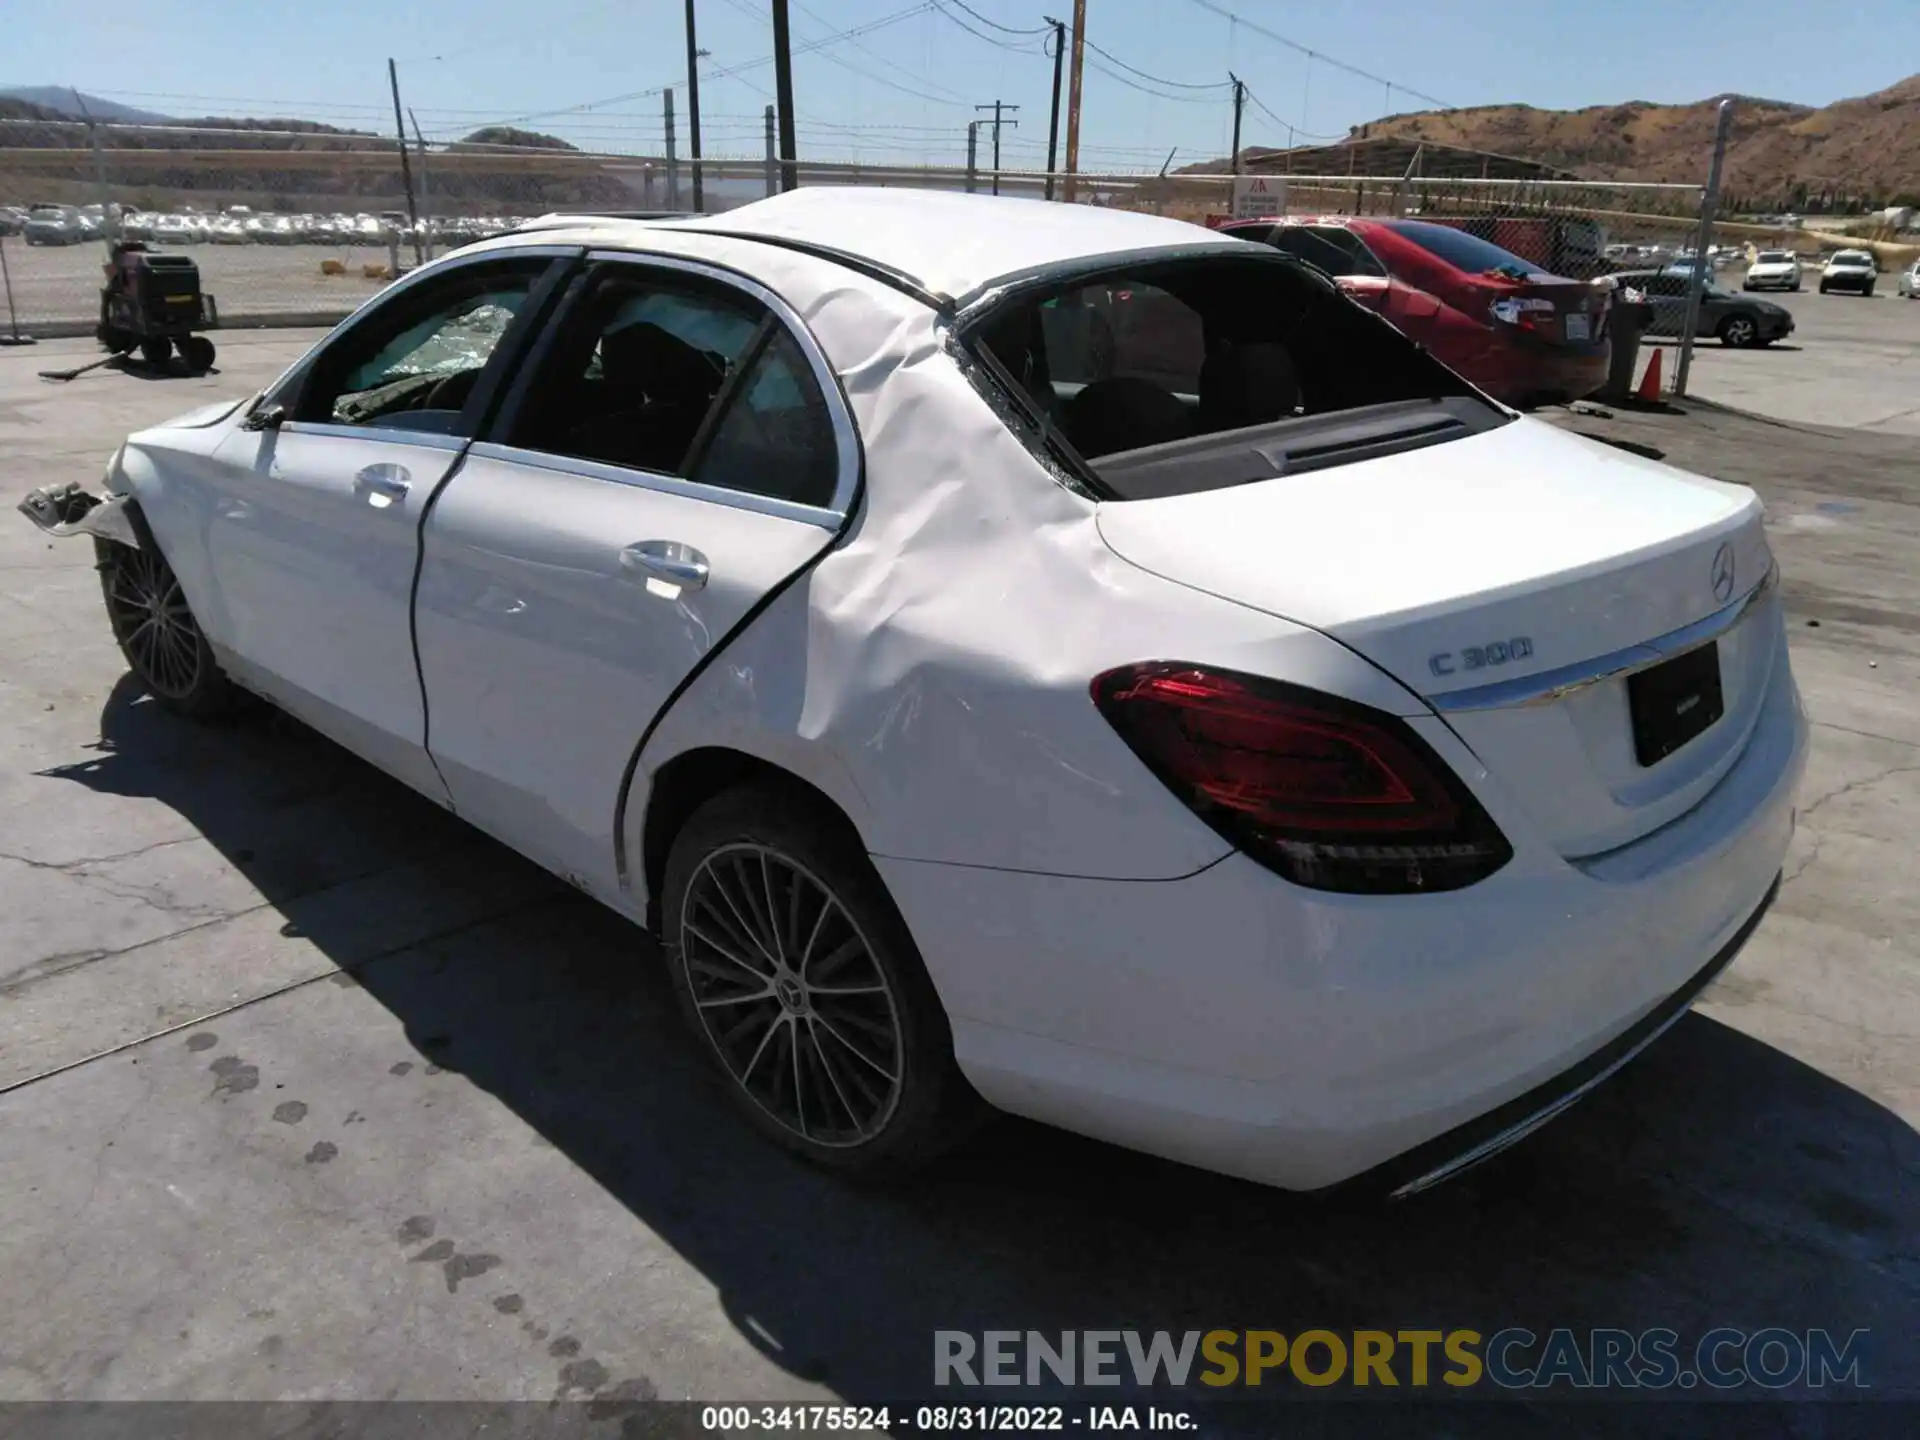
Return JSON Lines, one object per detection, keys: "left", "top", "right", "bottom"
{"left": 952, "top": 245, "right": 1482, "bottom": 499}
{"left": 257, "top": 246, "right": 581, "bottom": 450}
{"left": 468, "top": 248, "right": 859, "bottom": 529}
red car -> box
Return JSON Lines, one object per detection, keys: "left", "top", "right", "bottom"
{"left": 1222, "top": 216, "right": 1612, "bottom": 407}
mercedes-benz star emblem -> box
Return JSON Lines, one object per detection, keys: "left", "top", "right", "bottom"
{"left": 1710, "top": 542, "right": 1737, "bottom": 604}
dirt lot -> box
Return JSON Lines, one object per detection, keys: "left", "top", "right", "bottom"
{"left": 0, "top": 336, "right": 1915, "bottom": 1431}
{"left": 0, "top": 238, "right": 392, "bottom": 327}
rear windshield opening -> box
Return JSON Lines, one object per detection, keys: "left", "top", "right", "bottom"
{"left": 967, "top": 253, "right": 1506, "bottom": 500}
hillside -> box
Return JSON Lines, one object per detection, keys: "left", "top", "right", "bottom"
{"left": 0, "top": 99, "right": 632, "bottom": 210}
{"left": 1360, "top": 75, "right": 1920, "bottom": 205}
{"left": 0, "top": 86, "right": 171, "bottom": 123}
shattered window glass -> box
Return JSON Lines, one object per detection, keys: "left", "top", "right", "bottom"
{"left": 305, "top": 260, "right": 549, "bottom": 431}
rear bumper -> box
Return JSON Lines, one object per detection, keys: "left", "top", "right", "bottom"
{"left": 1476, "top": 338, "right": 1611, "bottom": 404}
{"left": 881, "top": 647, "right": 1805, "bottom": 1192}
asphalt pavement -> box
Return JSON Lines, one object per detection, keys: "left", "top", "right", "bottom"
{"left": 0, "top": 332, "right": 1914, "bottom": 1428}
{"left": 1652, "top": 273, "right": 1919, "bottom": 435}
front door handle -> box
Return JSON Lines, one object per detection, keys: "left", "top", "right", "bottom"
{"left": 354, "top": 463, "right": 411, "bottom": 503}
{"left": 619, "top": 540, "right": 710, "bottom": 591}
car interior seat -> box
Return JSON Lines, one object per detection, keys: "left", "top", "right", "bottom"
{"left": 1062, "top": 376, "right": 1194, "bottom": 459}
{"left": 563, "top": 320, "right": 727, "bottom": 472}
{"left": 1196, "top": 341, "right": 1302, "bottom": 434}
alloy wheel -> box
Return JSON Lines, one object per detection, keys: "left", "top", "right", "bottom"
{"left": 105, "top": 548, "right": 202, "bottom": 699}
{"left": 1723, "top": 317, "right": 1756, "bottom": 347}
{"left": 679, "top": 843, "right": 905, "bottom": 1147}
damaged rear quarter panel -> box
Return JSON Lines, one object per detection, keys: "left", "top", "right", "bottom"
{"left": 634, "top": 300, "right": 1424, "bottom": 886}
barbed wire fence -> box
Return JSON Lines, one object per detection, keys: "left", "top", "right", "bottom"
{"left": 1, "top": 114, "right": 1897, "bottom": 390}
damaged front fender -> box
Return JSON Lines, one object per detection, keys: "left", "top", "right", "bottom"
{"left": 17, "top": 482, "right": 142, "bottom": 549}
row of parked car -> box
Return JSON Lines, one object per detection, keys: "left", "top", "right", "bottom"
{"left": 0, "top": 202, "right": 530, "bottom": 249}
{"left": 3, "top": 203, "right": 113, "bottom": 244}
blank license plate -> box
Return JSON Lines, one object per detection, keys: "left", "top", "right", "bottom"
{"left": 1564, "top": 312, "right": 1591, "bottom": 341}
{"left": 1628, "top": 642, "right": 1724, "bottom": 766}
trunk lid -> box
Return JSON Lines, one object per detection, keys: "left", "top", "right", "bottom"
{"left": 1476, "top": 276, "right": 1611, "bottom": 347}
{"left": 1095, "top": 417, "right": 1780, "bottom": 857}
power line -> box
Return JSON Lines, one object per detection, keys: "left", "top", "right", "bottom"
{"left": 942, "top": 0, "right": 1050, "bottom": 35}
{"left": 791, "top": 0, "right": 973, "bottom": 103}
{"left": 1241, "top": 85, "right": 1345, "bottom": 143}
{"left": 1081, "top": 38, "right": 1229, "bottom": 91}
{"left": 721, "top": 0, "right": 969, "bottom": 107}
{"left": 1080, "top": 55, "right": 1225, "bottom": 106}
{"left": 1179, "top": 0, "right": 1452, "bottom": 111}
{"left": 930, "top": 0, "right": 1047, "bottom": 54}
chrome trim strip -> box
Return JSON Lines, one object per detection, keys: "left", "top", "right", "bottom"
{"left": 1388, "top": 995, "right": 1695, "bottom": 1197}
{"left": 584, "top": 248, "right": 861, "bottom": 518}
{"left": 1428, "top": 562, "right": 1778, "bottom": 715}
{"left": 279, "top": 422, "right": 468, "bottom": 453}
{"left": 464, "top": 442, "right": 845, "bottom": 531}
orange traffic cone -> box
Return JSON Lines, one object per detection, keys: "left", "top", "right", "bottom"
{"left": 1635, "top": 346, "right": 1664, "bottom": 403}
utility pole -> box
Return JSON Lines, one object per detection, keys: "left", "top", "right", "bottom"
{"left": 665, "top": 89, "right": 679, "bottom": 209}
{"left": 408, "top": 109, "right": 433, "bottom": 261}
{"left": 70, "top": 89, "right": 116, "bottom": 252}
{"left": 685, "top": 0, "right": 705, "bottom": 212}
{"left": 966, "top": 121, "right": 980, "bottom": 194}
{"left": 772, "top": 0, "right": 798, "bottom": 191}
{"left": 1044, "top": 16, "right": 1066, "bottom": 200}
{"left": 764, "top": 105, "right": 778, "bottom": 199}
{"left": 1063, "top": 0, "right": 1086, "bottom": 203}
{"left": 975, "top": 102, "right": 1019, "bottom": 196}
{"left": 387, "top": 60, "right": 423, "bottom": 267}
{"left": 1229, "top": 74, "right": 1245, "bottom": 176}
{"left": 1676, "top": 97, "right": 1736, "bottom": 399}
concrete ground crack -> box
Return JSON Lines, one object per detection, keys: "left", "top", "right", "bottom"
{"left": 1795, "top": 761, "right": 1920, "bottom": 826}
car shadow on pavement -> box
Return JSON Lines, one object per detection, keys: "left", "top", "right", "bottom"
{"left": 45, "top": 677, "right": 1920, "bottom": 1431}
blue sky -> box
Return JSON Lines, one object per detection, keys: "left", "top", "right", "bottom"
{"left": 6, "top": 0, "right": 1913, "bottom": 170}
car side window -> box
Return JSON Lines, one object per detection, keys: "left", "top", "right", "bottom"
{"left": 1271, "top": 227, "right": 1362, "bottom": 277}
{"left": 292, "top": 258, "right": 550, "bottom": 434}
{"left": 505, "top": 268, "right": 761, "bottom": 476}
{"left": 1308, "top": 227, "right": 1388, "bottom": 278}
{"left": 688, "top": 327, "right": 840, "bottom": 508}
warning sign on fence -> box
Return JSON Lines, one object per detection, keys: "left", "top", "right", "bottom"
{"left": 1231, "top": 175, "right": 1287, "bottom": 219}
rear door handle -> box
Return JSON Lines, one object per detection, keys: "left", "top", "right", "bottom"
{"left": 354, "top": 463, "right": 411, "bottom": 503}
{"left": 619, "top": 540, "right": 710, "bottom": 591}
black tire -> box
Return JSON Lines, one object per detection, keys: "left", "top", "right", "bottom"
{"left": 661, "top": 783, "right": 986, "bottom": 1178}
{"left": 1718, "top": 315, "right": 1760, "bottom": 348}
{"left": 96, "top": 538, "right": 240, "bottom": 719}
{"left": 179, "top": 335, "right": 216, "bottom": 372}
{"left": 1819, "top": 283, "right": 1830, "bottom": 294}
{"left": 139, "top": 336, "right": 171, "bottom": 366}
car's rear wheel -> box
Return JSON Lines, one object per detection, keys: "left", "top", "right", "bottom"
{"left": 661, "top": 784, "right": 984, "bottom": 1177}
{"left": 1718, "top": 315, "right": 1759, "bottom": 348}
{"left": 96, "top": 539, "right": 239, "bottom": 718}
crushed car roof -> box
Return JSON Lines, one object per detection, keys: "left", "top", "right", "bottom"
{"left": 525, "top": 187, "right": 1253, "bottom": 305}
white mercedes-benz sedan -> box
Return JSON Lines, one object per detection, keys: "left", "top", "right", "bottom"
{"left": 20, "top": 189, "right": 1806, "bottom": 1196}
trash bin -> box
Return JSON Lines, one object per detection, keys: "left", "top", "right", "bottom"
{"left": 1600, "top": 300, "right": 1652, "bottom": 402}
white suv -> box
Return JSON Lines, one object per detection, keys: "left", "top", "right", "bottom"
{"left": 1819, "top": 250, "right": 1878, "bottom": 296}
{"left": 1743, "top": 250, "right": 1801, "bottom": 291}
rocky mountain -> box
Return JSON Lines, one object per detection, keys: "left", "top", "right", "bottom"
{"left": 1358, "top": 75, "right": 1920, "bottom": 206}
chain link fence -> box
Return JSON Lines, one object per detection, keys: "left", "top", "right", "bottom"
{"left": 1, "top": 114, "right": 1863, "bottom": 368}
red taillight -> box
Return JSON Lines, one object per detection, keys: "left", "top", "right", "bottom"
{"left": 1091, "top": 663, "right": 1512, "bottom": 894}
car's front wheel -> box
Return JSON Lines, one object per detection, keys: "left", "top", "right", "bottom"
{"left": 1719, "top": 315, "right": 1760, "bottom": 347}
{"left": 661, "top": 784, "right": 984, "bottom": 1177}
{"left": 96, "top": 539, "right": 239, "bottom": 718}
